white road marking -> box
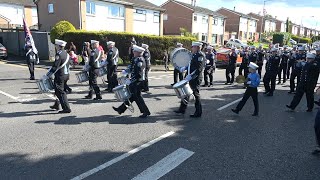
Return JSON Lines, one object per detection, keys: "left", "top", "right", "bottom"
{"left": 70, "top": 131, "right": 175, "bottom": 180}
{"left": 131, "top": 148, "right": 194, "bottom": 180}
{"left": 0, "top": 90, "right": 19, "bottom": 100}
{"left": 217, "top": 88, "right": 263, "bottom": 110}
{"left": 0, "top": 90, "right": 38, "bottom": 102}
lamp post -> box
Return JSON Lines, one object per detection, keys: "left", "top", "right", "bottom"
{"left": 259, "top": 0, "right": 271, "bottom": 42}
{"left": 33, "top": 0, "right": 40, "bottom": 30}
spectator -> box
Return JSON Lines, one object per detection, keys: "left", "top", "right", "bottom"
{"left": 80, "top": 42, "right": 90, "bottom": 65}
{"left": 163, "top": 49, "right": 169, "bottom": 72}
{"left": 68, "top": 42, "right": 77, "bottom": 53}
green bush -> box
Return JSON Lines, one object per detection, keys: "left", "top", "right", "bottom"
{"left": 291, "top": 35, "right": 312, "bottom": 44}
{"left": 62, "top": 30, "right": 196, "bottom": 65}
{"left": 312, "top": 36, "right": 320, "bottom": 42}
{"left": 50, "top": 21, "right": 76, "bottom": 44}
{"left": 273, "top": 33, "right": 285, "bottom": 46}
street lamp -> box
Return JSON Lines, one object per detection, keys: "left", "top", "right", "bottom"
{"left": 259, "top": 0, "right": 271, "bottom": 42}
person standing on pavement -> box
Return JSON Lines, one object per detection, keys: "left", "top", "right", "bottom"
{"left": 277, "top": 46, "right": 290, "bottom": 84}
{"left": 286, "top": 53, "right": 318, "bottom": 112}
{"left": 263, "top": 48, "right": 280, "bottom": 97}
{"left": 171, "top": 43, "right": 184, "bottom": 86}
{"left": 25, "top": 45, "right": 39, "bottom": 80}
{"left": 225, "top": 47, "right": 237, "bottom": 85}
{"left": 85, "top": 40, "right": 102, "bottom": 100}
{"left": 174, "top": 42, "right": 204, "bottom": 118}
{"left": 203, "top": 45, "right": 215, "bottom": 87}
{"left": 232, "top": 62, "right": 260, "bottom": 116}
{"left": 112, "top": 45, "right": 151, "bottom": 118}
{"left": 46, "top": 39, "right": 71, "bottom": 113}
{"left": 287, "top": 46, "right": 297, "bottom": 79}
{"left": 257, "top": 45, "right": 265, "bottom": 78}
{"left": 142, "top": 43, "right": 151, "bottom": 92}
{"left": 239, "top": 46, "right": 249, "bottom": 78}
{"left": 288, "top": 46, "right": 306, "bottom": 94}
{"left": 248, "top": 46, "right": 258, "bottom": 64}
{"left": 106, "top": 41, "right": 119, "bottom": 92}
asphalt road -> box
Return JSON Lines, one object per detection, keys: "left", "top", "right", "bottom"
{"left": 0, "top": 60, "right": 319, "bottom": 180}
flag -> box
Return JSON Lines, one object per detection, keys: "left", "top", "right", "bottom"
{"left": 23, "top": 18, "right": 38, "bottom": 55}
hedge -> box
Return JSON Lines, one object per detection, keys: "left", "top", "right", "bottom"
{"left": 62, "top": 30, "right": 196, "bottom": 64}
{"left": 291, "top": 35, "right": 312, "bottom": 44}
{"left": 50, "top": 21, "right": 76, "bottom": 44}
{"left": 312, "top": 36, "right": 320, "bottom": 42}
{"left": 272, "top": 33, "right": 285, "bottom": 46}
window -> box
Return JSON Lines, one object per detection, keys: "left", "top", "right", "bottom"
{"left": 108, "top": 6, "right": 124, "bottom": 17}
{"left": 201, "top": 33, "right": 207, "bottom": 41}
{"left": 134, "top": 9, "right": 147, "bottom": 21}
{"left": 244, "top": 32, "right": 247, "bottom": 39}
{"left": 212, "top": 34, "right": 217, "bottom": 44}
{"left": 153, "top": 12, "right": 160, "bottom": 23}
{"left": 221, "top": 19, "right": 224, "bottom": 26}
{"left": 213, "top": 18, "right": 218, "bottom": 25}
{"left": 48, "top": 3, "right": 54, "bottom": 13}
{"left": 86, "top": 2, "right": 95, "bottom": 15}
{"left": 202, "top": 16, "right": 208, "bottom": 24}
{"left": 163, "top": 14, "right": 168, "bottom": 21}
{"left": 193, "top": 15, "right": 197, "bottom": 22}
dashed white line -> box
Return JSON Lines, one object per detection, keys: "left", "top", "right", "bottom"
{"left": 131, "top": 148, "right": 194, "bottom": 180}
{"left": 70, "top": 131, "right": 175, "bottom": 180}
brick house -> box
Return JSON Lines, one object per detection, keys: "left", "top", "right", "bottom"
{"left": 275, "top": 20, "right": 286, "bottom": 33}
{"left": 216, "top": 7, "right": 259, "bottom": 42}
{"left": 161, "top": 0, "right": 226, "bottom": 45}
{"left": 248, "top": 13, "right": 277, "bottom": 34}
{"left": 36, "top": 0, "right": 165, "bottom": 36}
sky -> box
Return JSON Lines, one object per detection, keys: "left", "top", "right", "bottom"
{"left": 148, "top": 0, "right": 320, "bottom": 30}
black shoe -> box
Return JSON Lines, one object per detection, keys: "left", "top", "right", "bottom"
{"left": 286, "top": 105, "right": 294, "bottom": 111}
{"left": 58, "top": 109, "right": 71, "bottom": 114}
{"left": 208, "top": 84, "right": 213, "bottom": 87}
{"left": 139, "top": 112, "right": 151, "bottom": 118}
{"left": 190, "top": 114, "right": 201, "bottom": 118}
{"left": 266, "top": 92, "right": 273, "bottom": 96}
{"left": 93, "top": 96, "right": 102, "bottom": 100}
{"left": 277, "top": 82, "right": 281, "bottom": 85}
{"left": 263, "top": 91, "right": 269, "bottom": 95}
{"left": 252, "top": 113, "right": 258, "bottom": 116}
{"left": 288, "top": 91, "right": 294, "bottom": 94}
{"left": 312, "top": 147, "right": 320, "bottom": 155}
{"left": 50, "top": 100, "right": 60, "bottom": 110}
{"left": 306, "top": 109, "right": 313, "bottom": 112}
{"left": 171, "top": 83, "right": 175, "bottom": 86}
{"left": 202, "top": 84, "right": 208, "bottom": 87}
{"left": 84, "top": 95, "right": 92, "bottom": 99}
{"left": 112, "top": 106, "right": 122, "bottom": 115}
{"left": 314, "top": 101, "right": 320, "bottom": 106}
{"left": 30, "top": 77, "right": 35, "bottom": 80}
{"left": 225, "top": 82, "right": 229, "bottom": 85}
{"left": 67, "top": 89, "right": 72, "bottom": 94}
{"left": 174, "top": 110, "right": 185, "bottom": 114}
{"left": 231, "top": 109, "right": 239, "bottom": 114}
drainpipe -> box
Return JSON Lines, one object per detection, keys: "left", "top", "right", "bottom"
{"left": 79, "top": 0, "right": 82, "bottom": 29}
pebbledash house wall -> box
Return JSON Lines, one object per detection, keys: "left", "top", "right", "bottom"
{"left": 0, "top": 3, "right": 37, "bottom": 28}
{"left": 132, "top": 7, "right": 161, "bottom": 36}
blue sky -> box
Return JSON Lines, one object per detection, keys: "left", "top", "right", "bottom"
{"left": 148, "top": 0, "right": 320, "bottom": 30}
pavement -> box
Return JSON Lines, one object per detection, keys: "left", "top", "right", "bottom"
{"left": 0, "top": 58, "right": 320, "bottom": 180}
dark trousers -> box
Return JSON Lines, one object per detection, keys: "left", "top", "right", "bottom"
{"left": 89, "top": 70, "right": 101, "bottom": 96}
{"left": 287, "top": 63, "right": 293, "bottom": 79}
{"left": 174, "top": 69, "right": 183, "bottom": 84}
{"left": 179, "top": 79, "right": 202, "bottom": 115}
{"left": 64, "top": 78, "right": 72, "bottom": 92}
{"left": 314, "top": 109, "right": 320, "bottom": 147}
{"left": 289, "top": 83, "right": 314, "bottom": 110}
{"left": 27, "top": 61, "right": 35, "bottom": 78}
{"left": 257, "top": 62, "right": 263, "bottom": 78}
{"left": 263, "top": 71, "right": 277, "bottom": 94}
{"left": 236, "top": 87, "right": 259, "bottom": 114}
{"left": 226, "top": 65, "right": 236, "bottom": 83}
{"left": 239, "top": 64, "right": 248, "bottom": 78}
{"left": 118, "top": 81, "right": 150, "bottom": 114}
{"left": 204, "top": 66, "right": 214, "bottom": 85}
{"left": 54, "top": 75, "right": 70, "bottom": 111}
{"left": 107, "top": 65, "right": 118, "bottom": 91}
{"left": 278, "top": 64, "right": 287, "bottom": 83}
{"left": 290, "top": 70, "right": 301, "bottom": 92}
{"left": 143, "top": 67, "right": 150, "bottom": 91}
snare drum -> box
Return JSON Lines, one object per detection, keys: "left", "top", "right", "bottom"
{"left": 173, "top": 79, "right": 193, "bottom": 98}
{"left": 76, "top": 71, "right": 89, "bottom": 83}
{"left": 117, "top": 76, "right": 127, "bottom": 85}
{"left": 113, "top": 84, "right": 132, "bottom": 102}
{"left": 98, "top": 66, "right": 108, "bottom": 77}
{"left": 36, "top": 78, "right": 54, "bottom": 93}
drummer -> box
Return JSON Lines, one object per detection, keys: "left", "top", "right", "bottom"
{"left": 142, "top": 43, "right": 151, "bottom": 92}
{"left": 203, "top": 45, "right": 215, "bottom": 87}
{"left": 106, "top": 41, "right": 119, "bottom": 93}
{"left": 46, "top": 39, "right": 71, "bottom": 113}
{"left": 112, "top": 45, "right": 151, "bottom": 118}
{"left": 171, "top": 42, "right": 184, "bottom": 86}
{"left": 174, "top": 41, "right": 204, "bottom": 118}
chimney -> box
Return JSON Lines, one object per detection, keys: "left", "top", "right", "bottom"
{"left": 234, "top": 6, "right": 235, "bottom": 11}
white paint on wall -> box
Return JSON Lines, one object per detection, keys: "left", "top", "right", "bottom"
{"left": 133, "top": 8, "right": 160, "bottom": 36}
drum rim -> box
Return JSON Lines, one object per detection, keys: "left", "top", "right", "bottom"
{"left": 173, "top": 79, "right": 189, "bottom": 88}
{"left": 171, "top": 48, "right": 192, "bottom": 69}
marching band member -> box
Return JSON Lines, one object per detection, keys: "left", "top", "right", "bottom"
{"left": 85, "top": 40, "right": 102, "bottom": 100}
{"left": 47, "top": 39, "right": 71, "bottom": 113}
{"left": 203, "top": 45, "right": 215, "bottom": 87}
{"left": 112, "top": 45, "right": 151, "bottom": 118}
{"left": 106, "top": 41, "right": 119, "bottom": 92}
{"left": 287, "top": 46, "right": 297, "bottom": 79}
{"left": 128, "top": 38, "right": 136, "bottom": 64}
{"left": 248, "top": 46, "right": 258, "bottom": 64}
{"left": 142, "top": 43, "right": 151, "bottom": 92}
{"left": 225, "top": 47, "right": 237, "bottom": 85}
{"left": 263, "top": 48, "right": 280, "bottom": 97}
{"left": 174, "top": 42, "right": 204, "bottom": 118}
{"left": 277, "top": 46, "right": 290, "bottom": 84}
{"left": 313, "top": 48, "right": 320, "bottom": 106}
{"left": 25, "top": 44, "right": 39, "bottom": 80}
{"left": 257, "top": 45, "right": 265, "bottom": 78}
{"left": 239, "top": 46, "right": 249, "bottom": 78}
{"left": 232, "top": 62, "right": 260, "bottom": 116}
{"left": 171, "top": 42, "right": 184, "bottom": 86}
{"left": 288, "top": 46, "right": 306, "bottom": 94}
{"left": 286, "top": 53, "right": 318, "bottom": 112}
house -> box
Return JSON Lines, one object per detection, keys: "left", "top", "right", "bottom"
{"left": 291, "top": 24, "right": 299, "bottom": 35}
{"left": 161, "top": 0, "right": 226, "bottom": 45}
{"left": 0, "top": 0, "right": 38, "bottom": 29}
{"left": 305, "top": 27, "right": 311, "bottom": 37}
{"left": 298, "top": 26, "right": 305, "bottom": 37}
{"left": 216, "top": 7, "right": 258, "bottom": 42}
{"left": 275, "top": 20, "right": 286, "bottom": 33}
{"left": 37, "top": 0, "right": 165, "bottom": 36}
{"left": 248, "top": 13, "right": 277, "bottom": 34}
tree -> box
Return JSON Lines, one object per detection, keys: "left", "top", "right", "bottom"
{"left": 50, "top": 21, "right": 76, "bottom": 43}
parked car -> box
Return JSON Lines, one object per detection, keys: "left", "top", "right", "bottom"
{"left": 216, "top": 48, "right": 242, "bottom": 67}
{"left": 0, "top": 43, "right": 8, "bottom": 59}
{"left": 226, "top": 39, "right": 247, "bottom": 48}
{"left": 289, "top": 39, "right": 297, "bottom": 45}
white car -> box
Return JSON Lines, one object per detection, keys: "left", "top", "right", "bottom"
{"left": 226, "top": 39, "right": 246, "bottom": 48}
{"left": 289, "top": 39, "right": 297, "bottom": 45}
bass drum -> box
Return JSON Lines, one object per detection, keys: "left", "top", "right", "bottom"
{"left": 171, "top": 48, "right": 192, "bottom": 69}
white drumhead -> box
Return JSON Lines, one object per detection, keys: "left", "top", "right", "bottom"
{"left": 171, "top": 48, "right": 192, "bottom": 68}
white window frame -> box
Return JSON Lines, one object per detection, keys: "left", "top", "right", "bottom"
{"left": 108, "top": 5, "right": 124, "bottom": 18}
{"left": 134, "top": 9, "right": 147, "bottom": 22}
{"left": 163, "top": 14, "right": 168, "bottom": 21}
{"left": 153, "top": 12, "right": 160, "bottom": 23}
{"left": 193, "top": 15, "right": 197, "bottom": 22}
{"left": 213, "top": 18, "right": 218, "bottom": 25}
{"left": 202, "top": 16, "right": 208, "bottom": 24}
{"left": 86, "top": 1, "right": 96, "bottom": 15}
{"left": 48, "top": 3, "right": 54, "bottom": 14}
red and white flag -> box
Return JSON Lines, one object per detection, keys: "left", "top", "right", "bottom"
{"left": 23, "top": 18, "right": 38, "bottom": 55}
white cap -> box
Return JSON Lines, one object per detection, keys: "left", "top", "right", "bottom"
{"left": 248, "top": 62, "right": 259, "bottom": 70}
{"left": 250, "top": 46, "right": 256, "bottom": 49}
{"left": 107, "top": 41, "right": 115, "bottom": 46}
{"left": 207, "top": 46, "right": 213, "bottom": 50}
{"left": 298, "top": 46, "right": 305, "bottom": 51}
{"left": 231, "top": 47, "right": 236, "bottom": 50}
{"left": 307, "top": 53, "right": 316, "bottom": 59}
{"left": 90, "top": 40, "right": 99, "bottom": 44}
{"left": 283, "top": 45, "right": 288, "bottom": 48}
{"left": 271, "top": 48, "right": 278, "bottom": 52}
{"left": 55, "top": 39, "right": 67, "bottom": 47}
{"left": 316, "top": 47, "right": 320, "bottom": 51}
{"left": 132, "top": 45, "right": 145, "bottom": 53}
{"left": 192, "top": 41, "right": 203, "bottom": 47}
{"left": 177, "top": 42, "right": 183, "bottom": 46}
{"left": 141, "top": 43, "right": 149, "bottom": 49}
